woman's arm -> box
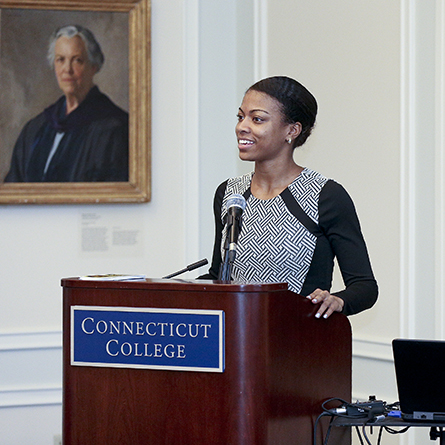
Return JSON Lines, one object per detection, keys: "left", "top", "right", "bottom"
{"left": 308, "top": 180, "right": 378, "bottom": 316}
{"left": 197, "top": 180, "right": 227, "bottom": 280}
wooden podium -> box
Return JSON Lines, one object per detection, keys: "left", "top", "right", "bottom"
{"left": 62, "top": 278, "right": 352, "bottom": 444}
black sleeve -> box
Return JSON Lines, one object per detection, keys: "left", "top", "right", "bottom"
{"left": 197, "top": 180, "right": 227, "bottom": 280}
{"left": 4, "top": 135, "right": 25, "bottom": 182}
{"left": 81, "top": 117, "right": 129, "bottom": 182}
{"left": 319, "top": 180, "right": 378, "bottom": 316}
{"left": 4, "top": 116, "right": 44, "bottom": 183}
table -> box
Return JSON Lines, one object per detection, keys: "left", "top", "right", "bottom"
{"left": 332, "top": 416, "right": 445, "bottom": 444}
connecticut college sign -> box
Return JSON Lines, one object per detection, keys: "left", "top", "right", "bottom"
{"left": 71, "top": 306, "right": 225, "bottom": 372}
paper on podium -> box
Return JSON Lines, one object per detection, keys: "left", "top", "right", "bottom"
{"left": 79, "top": 274, "right": 146, "bottom": 281}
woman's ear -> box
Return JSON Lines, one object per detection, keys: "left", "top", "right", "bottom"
{"left": 289, "top": 122, "right": 302, "bottom": 139}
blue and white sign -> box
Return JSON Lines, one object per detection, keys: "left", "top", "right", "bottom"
{"left": 71, "top": 306, "right": 225, "bottom": 372}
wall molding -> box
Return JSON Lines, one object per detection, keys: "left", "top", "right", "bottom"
{"left": 0, "top": 331, "right": 396, "bottom": 410}
{"left": 183, "top": 0, "right": 200, "bottom": 267}
{"left": 0, "top": 331, "right": 394, "bottom": 407}
{"left": 399, "top": 0, "right": 417, "bottom": 339}
{"left": 351, "top": 337, "right": 398, "bottom": 406}
{"left": 0, "top": 330, "right": 61, "bottom": 351}
{"left": 352, "top": 337, "right": 394, "bottom": 363}
{"left": 0, "top": 387, "right": 61, "bottom": 409}
{"left": 0, "top": 331, "right": 62, "bottom": 409}
{"left": 436, "top": 0, "right": 445, "bottom": 339}
{"left": 253, "top": 0, "right": 268, "bottom": 79}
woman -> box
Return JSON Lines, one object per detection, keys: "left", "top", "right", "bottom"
{"left": 204, "top": 76, "right": 378, "bottom": 319}
{"left": 5, "top": 25, "right": 128, "bottom": 182}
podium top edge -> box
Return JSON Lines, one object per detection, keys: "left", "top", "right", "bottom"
{"left": 61, "top": 277, "right": 289, "bottom": 292}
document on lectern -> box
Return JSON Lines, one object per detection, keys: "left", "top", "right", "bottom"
{"left": 79, "top": 274, "right": 146, "bottom": 281}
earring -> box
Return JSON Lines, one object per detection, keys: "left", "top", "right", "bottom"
{"left": 287, "top": 138, "right": 292, "bottom": 145}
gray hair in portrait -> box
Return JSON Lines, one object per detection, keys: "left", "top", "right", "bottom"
{"left": 47, "top": 24, "right": 105, "bottom": 71}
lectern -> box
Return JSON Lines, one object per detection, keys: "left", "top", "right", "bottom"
{"left": 62, "top": 278, "right": 352, "bottom": 444}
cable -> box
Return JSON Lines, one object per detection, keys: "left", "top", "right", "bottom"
{"left": 385, "top": 401, "right": 400, "bottom": 411}
{"left": 377, "top": 426, "right": 383, "bottom": 445}
{"left": 361, "top": 425, "right": 373, "bottom": 445}
{"left": 318, "top": 397, "right": 411, "bottom": 444}
{"left": 354, "top": 426, "right": 365, "bottom": 445}
{"left": 384, "top": 426, "right": 410, "bottom": 434}
{"left": 321, "top": 397, "right": 349, "bottom": 414}
{"left": 321, "top": 397, "right": 368, "bottom": 419}
{"left": 323, "top": 417, "right": 334, "bottom": 445}
{"left": 313, "top": 412, "right": 331, "bottom": 445}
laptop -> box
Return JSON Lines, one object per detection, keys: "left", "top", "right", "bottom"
{"left": 392, "top": 338, "right": 445, "bottom": 422}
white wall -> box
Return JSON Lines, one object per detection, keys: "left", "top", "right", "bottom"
{"left": 265, "top": 1, "right": 441, "bottom": 444}
{"left": 0, "top": 0, "right": 442, "bottom": 444}
{"left": 0, "top": 1, "right": 245, "bottom": 443}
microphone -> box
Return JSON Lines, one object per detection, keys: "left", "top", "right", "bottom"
{"left": 226, "top": 193, "right": 247, "bottom": 262}
{"left": 162, "top": 258, "right": 208, "bottom": 279}
{"left": 218, "top": 194, "right": 246, "bottom": 280}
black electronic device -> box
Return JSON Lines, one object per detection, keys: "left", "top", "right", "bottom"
{"left": 393, "top": 338, "right": 445, "bottom": 422}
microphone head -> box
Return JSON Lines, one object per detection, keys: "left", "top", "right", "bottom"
{"left": 226, "top": 194, "right": 247, "bottom": 212}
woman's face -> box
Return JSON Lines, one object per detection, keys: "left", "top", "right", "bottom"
{"left": 54, "top": 35, "right": 97, "bottom": 100}
{"left": 236, "top": 90, "right": 293, "bottom": 163}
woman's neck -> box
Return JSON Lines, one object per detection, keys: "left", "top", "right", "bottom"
{"left": 251, "top": 160, "right": 304, "bottom": 200}
{"left": 65, "top": 86, "right": 94, "bottom": 115}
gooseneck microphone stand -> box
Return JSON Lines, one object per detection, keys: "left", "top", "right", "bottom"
{"left": 162, "top": 259, "right": 208, "bottom": 279}
{"left": 218, "top": 237, "right": 233, "bottom": 281}
{"left": 218, "top": 216, "right": 240, "bottom": 281}
{"left": 218, "top": 193, "right": 246, "bottom": 281}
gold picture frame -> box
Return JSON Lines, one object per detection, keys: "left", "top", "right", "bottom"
{"left": 0, "top": 0, "right": 151, "bottom": 204}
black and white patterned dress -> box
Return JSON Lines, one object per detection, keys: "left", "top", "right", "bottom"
{"left": 204, "top": 168, "right": 378, "bottom": 316}
{"left": 221, "top": 168, "right": 326, "bottom": 293}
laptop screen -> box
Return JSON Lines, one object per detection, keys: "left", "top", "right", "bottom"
{"left": 392, "top": 338, "right": 445, "bottom": 421}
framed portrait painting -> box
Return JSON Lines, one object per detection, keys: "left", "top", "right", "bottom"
{"left": 0, "top": 0, "right": 151, "bottom": 203}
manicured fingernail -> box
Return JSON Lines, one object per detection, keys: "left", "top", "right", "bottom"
{"left": 323, "top": 314, "right": 328, "bottom": 319}
{"left": 315, "top": 313, "right": 321, "bottom": 318}
{"left": 313, "top": 299, "right": 318, "bottom": 303}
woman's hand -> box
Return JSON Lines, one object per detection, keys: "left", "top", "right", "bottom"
{"left": 306, "top": 289, "right": 344, "bottom": 319}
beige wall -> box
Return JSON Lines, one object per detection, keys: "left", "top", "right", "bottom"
{"left": 266, "top": 0, "right": 402, "bottom": 343}
{"left": 0, "top": 1, "right": 244, "bottom": 442}
{"left": 265, "top": 1, "right": 439, "bottom": 444}
{"left": 0, "top": 1, "right": 442, "bottom": 444}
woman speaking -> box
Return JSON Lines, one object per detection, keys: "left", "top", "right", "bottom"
{"left": 203, "top": 76, "right": 378, "bottom": 319}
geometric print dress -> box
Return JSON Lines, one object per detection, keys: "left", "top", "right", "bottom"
{"left": 220, "top": 168, "right": 328, "bottom": 294}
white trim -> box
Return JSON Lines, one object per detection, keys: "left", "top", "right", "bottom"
{"left": 0, "top": 331, "right": 62, "bottom": 408}
{"left": 436, "top": 0, "right": 445, "bottom": 339}
{"left": 352, "top": 337, "right": 393, "bottom": 363}
{"left": 399, "top": 0, "right": 417, "bottom": 338}
{"left": 253, "top": 0, "right": 268, "bottom": 80}
{"left": 0, "top": 333, "right": 397, "bottom": 408}
{"left": 0, "top": 330, "right": 61, "bottom": 351}
{"left": 351, "top": 338, "right": 398, "bottom": 412}
{"left": 0, "top": 387, "right": 62, "bottom": 408}
{"left": 183, "top": 0, "right": 200, "bottom": 266}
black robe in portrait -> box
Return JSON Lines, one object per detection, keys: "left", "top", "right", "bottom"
{"left": 5, "top": 86, "right": 129, "bottom": 182}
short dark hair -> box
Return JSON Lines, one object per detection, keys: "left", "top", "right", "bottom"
{"left": 247, "top": 76, "right": 317, "bottom": 147}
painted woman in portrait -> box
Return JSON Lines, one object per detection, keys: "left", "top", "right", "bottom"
{"left": 4, "top": 25, "right": 128, "bottom": 182}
